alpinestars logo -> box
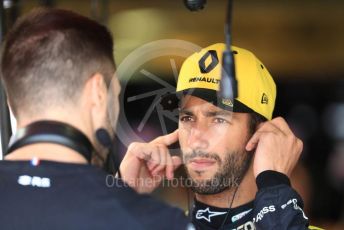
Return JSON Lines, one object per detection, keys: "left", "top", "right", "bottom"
{"left": 261, "top": 93, "right": 268, "bottom": 104}
{"left": 195, "top": 208, "right": 227, "bottom": 222}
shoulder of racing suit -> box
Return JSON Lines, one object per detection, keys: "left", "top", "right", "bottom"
{"left": 253, "top": 170, "right": 323, "bottom": 230}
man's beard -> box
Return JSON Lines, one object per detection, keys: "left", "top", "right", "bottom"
{"left": 183, "top": 148, "right": 253, "bottom": 195}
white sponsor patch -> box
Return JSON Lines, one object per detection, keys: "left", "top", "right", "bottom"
{"left": 232, "top": 209, "right": 252, "bottom": 223}
{"left": 254, "top": 205, "right": 276, "bottom": 223}
{"left": 281, "top": 198, "right": 308, "bottom": 220}
{"left": 18, "top": 175, "right": 51, "bottom": 188}
{"left": 235, "top": 221, "right": 255, "bottom": 230}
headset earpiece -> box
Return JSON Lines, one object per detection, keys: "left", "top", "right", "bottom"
{"left": 7, "top": 120, "right": 94, "bottom": 163}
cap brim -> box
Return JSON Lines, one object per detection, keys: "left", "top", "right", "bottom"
{"left": 160, "top": 88, "right": 253, "bottom": 113}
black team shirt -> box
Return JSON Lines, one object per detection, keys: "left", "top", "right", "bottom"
{"left": 0, "top": 160, "right": 191, "bottom": 230}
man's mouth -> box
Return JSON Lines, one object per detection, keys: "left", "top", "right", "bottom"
{"left": 188, "top": 158, "right": 217, "bottom": 170}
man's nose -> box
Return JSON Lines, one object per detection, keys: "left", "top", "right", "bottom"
{"left": 187, "top": 123, "right": 209, "bottom": 150}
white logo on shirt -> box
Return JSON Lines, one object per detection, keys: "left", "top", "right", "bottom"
{"left": 195, "top": 207, "right": 227, "bottom": 222}
{"left": 231, "top": 209, "right": 252, "bottom": 223}
{"left": 254, "top": 205, "right": 276, "bottom": 223}
{"left": 18, "top": 175, "right": 51, "bottom": 188}
{"left": 281, "top": 198, "right": 308, "bottom": 220}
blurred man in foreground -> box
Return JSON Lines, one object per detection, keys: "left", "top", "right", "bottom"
{"left": 0, "top": 8, "right": 190, "bottom": 230}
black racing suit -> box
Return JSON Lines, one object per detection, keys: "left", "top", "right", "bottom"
{"left": 191, "top": 171, "right": 312, "bottom": 230}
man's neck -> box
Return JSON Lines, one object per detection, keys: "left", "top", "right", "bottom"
{"left": 5, "top": 143, "right": 88, "bottom": 164}
{"left": 195, "top": 166, "right": 257, "bottom": 208}
{"left": 17, "top": 109, "right": 92, "bottom": 139}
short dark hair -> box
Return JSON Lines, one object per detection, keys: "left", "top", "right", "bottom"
{"left": 248, "top": 112, "right": 267, "bottom": 135}
{"left": 0, "top": 8, "right": 115, "bottom": 117}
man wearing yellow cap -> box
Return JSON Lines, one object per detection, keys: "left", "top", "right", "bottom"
{"left": 120, "top": 44, "right": 321, "bottom": 229}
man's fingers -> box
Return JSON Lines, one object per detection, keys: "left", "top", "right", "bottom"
{"left": 152, "top": 151, "right": 182, "bottom": 180}
{"left": 151, "top": 129, "right": 179, "bottom": 146}
{"left": 247, "top": 118, "right": 291, "bottom": 152}
{"left": 246, "top": 130, "right": 278, "bottom": 151}
{"left": 151, "top": 145, "right": 167, "bottom": 175}
{"left": 256, "top": 120, "right": 284, "bottom": 135}
{"left": 270, "top": 117, "right": 293, "bottom": 135}
{"left": 148, "top": 146, "right": 161, "bottom": 171}
{"left": 127, "top": 140, "right": 181, "bottom": 181}
{"left": 149, "top": 130, "right": 179, "bottom": 177}
{"left": 165, "top": 151, "right": 174, "bottom": 180}
{"left": 172, "top": 156, "right": 182, "bottom": 170}
{"left": 246, "top": 131, "right": 261, "bottom": 151}
{"left": 128, "top": 143, "right": 151, "bottom": 161}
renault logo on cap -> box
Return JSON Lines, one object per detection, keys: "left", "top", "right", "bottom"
{"left": 189, "top": 77, "right": 220, "bottom": 84}
{"left": 198, "top": 50, "right": 219, "bottom": 74}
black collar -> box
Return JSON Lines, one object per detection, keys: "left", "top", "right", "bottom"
{"left": 7, "top": 120, "right": 93, "bottom": 163}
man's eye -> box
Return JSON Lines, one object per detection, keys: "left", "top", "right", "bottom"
{"left": 180, "top": 116, "right": 194, "bottom": 122}
{"left": 214, "top": 117, "right": 228, "bottom": 124}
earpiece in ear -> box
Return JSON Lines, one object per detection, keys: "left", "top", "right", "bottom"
{"left": 95, "top": 128, "right": 112, "bottom": 148}
{"left": 96, "top": 128, "right": 121, "bottom": 176}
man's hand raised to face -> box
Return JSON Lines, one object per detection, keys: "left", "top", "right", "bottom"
{"left": 246, "top": 117, "right": 303, "bottom": 178}
{"left": 119, "top": 130, "right": 182, "bottom": 194}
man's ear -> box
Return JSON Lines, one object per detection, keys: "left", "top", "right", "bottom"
{"left": 88, "top": 73, "right": 107, "bottom": 108}
{"left": 83, "top": 73, "right": 108, "bottom": 130}
{"left": 6, "top": 98, "right": 17, "bottom": 130}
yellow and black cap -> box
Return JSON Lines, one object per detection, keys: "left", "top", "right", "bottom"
{"left": 168, "top": 43, "right": 276, "bottom": 120}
